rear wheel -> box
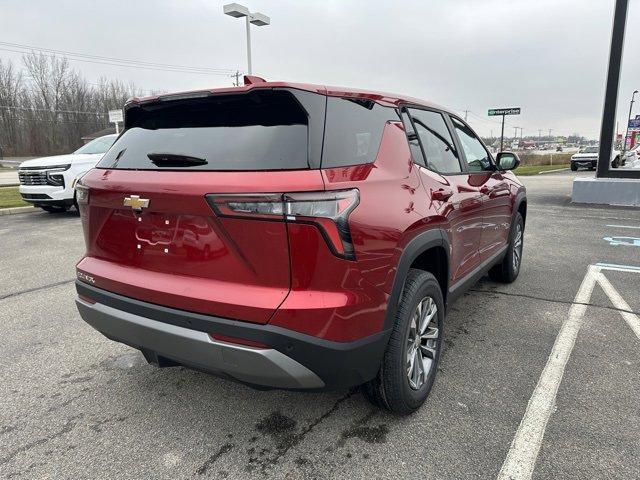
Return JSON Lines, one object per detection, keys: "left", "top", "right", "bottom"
{"left": 362, "top": 269, "right": 444, "bottom": 414}
{"left": 489, "top": 212, "right": 524, "bottom": 283}
{"left": 570, "top": 163, "right": 577, "bottom": 171}
{"left": 41, "top": 205, "right": 69, "bottom": 213}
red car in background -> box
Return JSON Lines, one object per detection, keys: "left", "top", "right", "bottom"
{"left": 74, "top": 77, "right": 526, "bottom": 414}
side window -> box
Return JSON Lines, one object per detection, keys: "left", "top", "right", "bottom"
{"left": 400, "top": 111, "right": 426, "bottom": 166}
{"left": 451, "top": 117, "right": 492, "bottom": 172}
{"left": 407, "top": 108, "right": 462, "bottom": 174}
{"left": 322, "top": 97, "right": 399, "bottom": 168}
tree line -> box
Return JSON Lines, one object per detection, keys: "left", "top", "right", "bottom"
{"left": 0, "top": 53, "right": 146, "bottom": 156}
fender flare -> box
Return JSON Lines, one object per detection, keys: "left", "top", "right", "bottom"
{"left": 382, "top": 228, "right": 450, "bottom": 331}
{"left": 512, "top": 191, "right": 527, "bottom": 228}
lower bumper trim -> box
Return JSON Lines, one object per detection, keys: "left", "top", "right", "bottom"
{"left": 76, "top": 298, "right": 324, "bottom": 389}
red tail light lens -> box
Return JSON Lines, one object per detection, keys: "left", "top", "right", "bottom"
{"left": 206, "top": 189, "right": 359, "bottom": 260}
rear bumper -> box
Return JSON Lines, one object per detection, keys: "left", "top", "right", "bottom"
{"left": 75, "top": 281, "right": 390, "bottom": 390}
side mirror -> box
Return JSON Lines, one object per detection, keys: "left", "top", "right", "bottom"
{"left": 496, "top": 151, "right": 520, "bottom": 171}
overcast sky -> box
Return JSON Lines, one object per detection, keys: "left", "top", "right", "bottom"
{"left": 2, "top": 0, "right": 639, "bottom": 139}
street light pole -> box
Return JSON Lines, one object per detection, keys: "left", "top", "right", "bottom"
{"left": 223, "top": 3, "right": 270, "bottom": 76}
{"left": 623, "top": 89, "right": 638, "bottom": 153}
{"left": 245, "top": 15, "right": 252, "bottom": 74}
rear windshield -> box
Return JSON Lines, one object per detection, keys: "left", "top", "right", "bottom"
{"left": 97, "top": 90, "right": 309, "bottom": 171}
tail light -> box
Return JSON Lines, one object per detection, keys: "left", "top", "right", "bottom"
{"left": 206, "top": 189, "right": 359, "bottom": 260}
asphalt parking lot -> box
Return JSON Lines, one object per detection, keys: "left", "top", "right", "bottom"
{"left": 1, "top": 170, "right": 639, "bottom": 479}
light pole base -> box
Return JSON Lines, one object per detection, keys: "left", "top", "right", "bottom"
{"left": 572, "top": 176, "right": 640, "bottom": 206}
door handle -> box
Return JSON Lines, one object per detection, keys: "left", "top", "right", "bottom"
{"left": 432, "top": 187, "right": 453, "bottom": 201}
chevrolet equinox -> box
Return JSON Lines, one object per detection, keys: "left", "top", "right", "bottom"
{"left": 75, "top": 77, "right": 526, "bottom": 414}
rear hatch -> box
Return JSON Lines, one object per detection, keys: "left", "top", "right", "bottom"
{"left": 76, "top": 89, "right": 325, "bottom": 323}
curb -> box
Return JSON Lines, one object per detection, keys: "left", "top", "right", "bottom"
{"left": 0, "top": 183, "right": 20, "bottom": 187}
{"left": 0, "top": 206, "right": 37, "bottom": 216}
{"left": 538, "top": 168, "right": 570, "bottom": 174}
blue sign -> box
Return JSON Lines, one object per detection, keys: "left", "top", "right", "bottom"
{"left": 629, "top": 118, "right": 640, "bottom": 129}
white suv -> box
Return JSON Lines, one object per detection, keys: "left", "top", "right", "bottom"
{"left": 18, "top": 134, "right": 116, "bottom": 212}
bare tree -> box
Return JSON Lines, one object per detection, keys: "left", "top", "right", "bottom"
{"left": 0, "top": 53, "right": 143, "bottom": 156}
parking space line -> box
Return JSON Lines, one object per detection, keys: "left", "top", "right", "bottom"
{"left": 596, "top": 273, "right": 640, "bottom": 340}
{"left": 595, "top": 262, "right": 640, "bottom": 274}
{"left": 497, "top": 265, "right": 600, "bottom": 480}
{"left": 605, "top": 224, "right": 640, "bottom": 229}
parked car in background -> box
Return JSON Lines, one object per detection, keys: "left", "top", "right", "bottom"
{"left": 74, "top": 79, "right": 527, "bottom": 414}
{"left": 18, "top": 134, "right": 117, "bottom": 212}
{"left": 570, "top": 145, "right": 623, "bottom": 171}
{"left": 624, "top": 144, "right": 640, "bottom": 167}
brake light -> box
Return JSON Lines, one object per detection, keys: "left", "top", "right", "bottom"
{"left": 206, "top": 189, "right": 359, "bottom": 260}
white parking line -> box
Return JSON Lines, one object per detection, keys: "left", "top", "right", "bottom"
{"left": 497, "top": 265, "right": 600, "bottom": 480}
{"left": 596, "top": 273, "right": 640, "bottom": 340}
{"left": 605, "top": 224, "right": 640, "bottom": 230}
{"left": 595, "top": 262, "right": 640, "bottom": 274}
{"left": 498, "top": 264, "right": 640, "bottom": 479}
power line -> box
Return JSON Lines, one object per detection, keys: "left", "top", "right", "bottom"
{"left": 0, "top": 41, "right": 238, "bottom": 76}
{"left": 0, "top": 104, "right": 107, "bottom": 116}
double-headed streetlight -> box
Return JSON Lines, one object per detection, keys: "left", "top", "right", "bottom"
{"left": 223, "top": 3, "right": 270, "bottom": 75}
{"left": 623, "top": 89, "right": 638, "bottom": 153}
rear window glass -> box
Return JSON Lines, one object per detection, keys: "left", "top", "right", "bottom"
{"left": 97, "top": 90, "right": 309, "bottom": 171}
{"left": 322, "top": 97, "right": 399, "bottom": 168}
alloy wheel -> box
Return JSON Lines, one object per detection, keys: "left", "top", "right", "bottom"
{"left": 406, "top": 296, "right": 439, "bottom": 390}
{"left": 513, "top": 223, "right": 523, "bottom": 272}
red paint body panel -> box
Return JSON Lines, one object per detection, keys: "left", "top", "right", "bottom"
{"left": 78, "top": 168, "right": 324, "bottom": 323}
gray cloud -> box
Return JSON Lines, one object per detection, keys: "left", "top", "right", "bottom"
{"left": 2, "top": 0, "right": 638, "bottom": 138}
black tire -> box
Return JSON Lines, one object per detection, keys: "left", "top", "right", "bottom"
{"left": 362, "top": 269, "right": 444, "bottom": 414}
{"left": 41, "top": 205, "right": 68, "bottom": 213}
{"left": 612, "top": 156, "right": 620, "bottom": 168}
{"left": 489, "top": 212, "right": 524, "bottom": 283}
{"left": 570, "top": 163, "right": 577, "bottom": 171}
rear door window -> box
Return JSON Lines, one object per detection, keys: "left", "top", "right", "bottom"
{"left": 322, "top": 97, "right": 399, "bottom": 168}
{"left": 97, "top": 90, "right": 309, "bottom": 171}
{"left": 407, "top": 108, "right": 462, "bottom": 174}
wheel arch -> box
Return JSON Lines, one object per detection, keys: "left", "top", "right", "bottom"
{"left": 383, "top": 228, "right": 450, "bottom": 330}
{"left": 513, "top": 192, "right": 527, "bottom": 228}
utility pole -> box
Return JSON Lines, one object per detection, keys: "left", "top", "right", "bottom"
{"left": 464, "top": 110, "right": 469, "bottom": 122}
{"left": 500, "top": 114, "right": 505, "bottom": 152}
{"left": 231, "top": 70, "right": 241, "bottom": 86}
{"left": 548, "top": 128, "right": 554, "bottom": 142}
{"left": 538, "top": 129, "right": 542, "bottom": 148}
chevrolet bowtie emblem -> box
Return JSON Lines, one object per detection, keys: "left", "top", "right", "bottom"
{"left": 124, "top": 195, "right": 149, "bottom": 211}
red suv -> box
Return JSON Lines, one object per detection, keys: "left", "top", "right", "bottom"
{"left": 75, "top": 78, "right": 526, "bottom": 414}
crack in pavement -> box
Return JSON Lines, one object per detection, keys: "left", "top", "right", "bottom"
{"left": 469, "top": 288, "right": 640, "bottom": 316}
{"left": 250, "top": 390, "right": 356, "bottom": 474}
{"left": 196, "top": 442, "right": 235, "bottom": 476}
{"left": 0, "top": 278, "right": 75, "bottom": 301}
{"left": 0, "top": 415, "right": 81, "bottom": 466}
